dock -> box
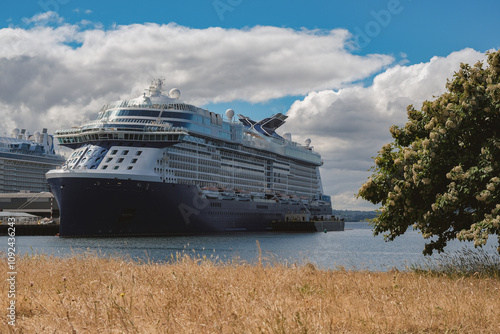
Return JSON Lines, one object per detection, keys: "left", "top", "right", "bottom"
{"left": 0, "top": 223, "right": 60, "bottom": 236}
{"left": 270, "top": 219, "right": 345, "bottom": 232}
{"left": 314, "top": 220, "right": 345, "bottom": 232}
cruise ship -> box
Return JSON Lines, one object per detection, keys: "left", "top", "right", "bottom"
{"left": 0, "top": 128, "right": 65, "bottom": 193}
{"left": 46, "top": 79, "right": 332, "bottom": 236}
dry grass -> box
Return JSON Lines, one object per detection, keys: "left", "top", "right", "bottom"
{"left": 1, "top": 249, "right": 499, "bottom": 334}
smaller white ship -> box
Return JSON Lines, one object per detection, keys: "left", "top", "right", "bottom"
{"left": 0, "top": 128, "right": 65, "bottom": 193}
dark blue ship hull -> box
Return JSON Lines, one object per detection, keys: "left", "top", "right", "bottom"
{"left": 47, "top": 177, "right": 318, "bottom": 237}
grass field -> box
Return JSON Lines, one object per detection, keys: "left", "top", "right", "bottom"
{"left": 1, "top": 248, "right": 499, "bottom": 333}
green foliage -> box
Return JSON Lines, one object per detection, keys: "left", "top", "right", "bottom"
{"left": 410, "top": 248, "right": 500, "bottom": 279}
{"left": 358, "top": 50, "right": 500, "bottom": 255}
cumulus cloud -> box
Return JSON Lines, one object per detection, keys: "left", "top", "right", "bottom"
{"left": 0, "top": 15, "right": 393, "bottom": 136}
{"left": 282, "top": 48, "right": 487, "bottom": 210}
{"left": 21, "top": 11, "right": 64, "bottom": 26}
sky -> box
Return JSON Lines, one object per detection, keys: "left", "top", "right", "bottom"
{"left": 1, "top": 0, "right": 499, "bottom": 210}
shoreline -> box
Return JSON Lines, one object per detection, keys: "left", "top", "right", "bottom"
{"left": 0, "top": 220, "right": 345, "bottom": 236}
{"left": 1, "top": 253, "right": 499, "bottom": 333}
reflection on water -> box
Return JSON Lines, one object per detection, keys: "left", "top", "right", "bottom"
{"left": 4, "top": 222, "right": 498, "bottom": 271}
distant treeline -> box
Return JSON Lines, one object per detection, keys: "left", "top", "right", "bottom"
{"left": 332, "top": 210, "right": 378, "bottom": 222}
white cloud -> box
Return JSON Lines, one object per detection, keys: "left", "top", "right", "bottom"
{"left": 0, "top": 18, "right": 393, "bottom": 136}
{"left": 21, "top": 11, "right": 64, "bottom": 26}
{"left": 73, "top": 9, "right": 93, "bottom": 15}
{"left": 282, "top": 48, "right": 487, "bottom": 210}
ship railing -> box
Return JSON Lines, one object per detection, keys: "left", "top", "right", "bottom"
{"left": 242, "top": 133, "right": 316, "bottom": 152}
{"left": 55, "top": 125, "right": 188, "bottom": 136}
{"left": 272, "top": 137, "right": 316, "bottom": 152}
{"left": 98, "top": 102, "right": 240, "bottom": 123}
{"left": 55, "top": 125, "right": 189, "bottom": 145}
{"left": 0, "top": 146, "right": 52, "bottom": 158}
{"left": 99, "top": 102, "right": 209, "bottom": 115}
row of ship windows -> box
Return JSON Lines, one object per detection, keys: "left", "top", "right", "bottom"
{"left": 169, "top": 161, "right": 264, "bottom": 180}
{"left": 205, "top": 211, "right": 282, "bottom": 217}
{"left": 71, "top": 148, "right": 143, "bottom": 158}
{"left": 101, "top": 113, "right": 233, "bottom": 133}
{"left": 155, "top": 169, "right": 175, "bottom": 177}
{"left": 0, "top": 170, "right": 51, "bottom": 176}
{"left": 168, "top": 162, "right": 265, "bottom": 182}
{"left": 169, "top": 149, "right": 219, "bottom": 161}
{"left": 290, "top": 165, "right": 315, "bottom": 173}
{"left": 110, "top": 149, "right": 143, "bottom": 156}
{"left": 107, "top": 157, "right": 138, "bottom": 164}
{"left": 68, "top": 148, "right": 144, "bottom": 168}
{"left": 165, "top": 151, "right": 268, "bottom": 173}
{"left": 102, "top": 165, "right": 134, "bottom": 170}
{"left": 171, "top": 147, "right": 213, "bottom": 159}
{"left": 0, "top": 160, "right": 55, "bottom": 168}
{"left": 221, "top": 166, "right": 264, "bottom": 177}
{"left": 221, "top": 151, "right": 267, "bottom": 164}
{"left": 169, "top": 161, "right": 316, "bottom": 188}
{"left": 100, "top": 109, "right": 213, "bottom": 122}
{"left": 166, "top": 163, "right": 317, "bottom": 190}
{"left": 167, "top": 159, "right": 263, "bottom": 176}
{"left": 169, "top": 145, "right": 281, "bottom": 169}
{"left": 177, "top": 179, "right": 308, "bottom": 195}
{"left": 221, "top": 172, "right": 264, "bottom": 181}
{"left": 1, "top": 177, "right": 47, "bottom": 184}
{"left": 175, "top": 175, "right": 266, "bottom": 189}
{"left": 221, "top": 159, "right": 265, "bottom": 170}
{"left": 72, "top": 156, "right": 140, "bottom": 166}
{"left": 1, "top": 166, "right": 54, "bottom": 172}
{"left": 292, "top": 170, "right": 315, "bottom": 178}
{"left": 0, "top": 173, "right": 46, "bottom": 179}
{"left": 1, "top": 184, "right": 49, "bottom": 192}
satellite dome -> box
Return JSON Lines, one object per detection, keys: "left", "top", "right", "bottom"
{"left": 34, "top": 131, "right": 41, "bottom": 143}
{"left": 12, "top": 128, "right": 20, "bottom": 138}
{"left": 305, "top": 138, "right": 311, "bottom": 147}
{"left": 225, "top": 109, "right": 235, "bottom": 120}
{"left": 169, "top": 88, "right": 181, "bottom": 99}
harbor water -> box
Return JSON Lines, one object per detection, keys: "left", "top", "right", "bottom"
{"left": 3, "top": 222, "right": 498, "bottom": 271}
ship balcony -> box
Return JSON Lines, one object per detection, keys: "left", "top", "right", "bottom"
{"left": 55, "top": 125, "right": 188, "bottom": 147}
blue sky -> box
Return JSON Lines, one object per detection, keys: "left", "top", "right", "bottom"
{"left": 1, "top": 0, "right": 499, "bottom": 209}
{"left": 4, "top": 0, "right": 499, "bottom": 61}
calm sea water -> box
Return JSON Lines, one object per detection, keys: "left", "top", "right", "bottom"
{"left": 3, "top": 222, "right": 498, "bottom": 271}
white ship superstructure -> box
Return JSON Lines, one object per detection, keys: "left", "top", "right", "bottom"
{"left": 46, "top": 79, "right": 331, "bottom": 236}
{"left": 0, "top": 128, "right": 65, "bottom": 193}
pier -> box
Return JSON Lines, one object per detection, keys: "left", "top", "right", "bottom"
{"left": 0, "top": 223, "right": 59, "bottom": 236}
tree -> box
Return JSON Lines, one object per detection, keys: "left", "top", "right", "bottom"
{"left": 358, "top": 50, "right": 500, "bottom": 255}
